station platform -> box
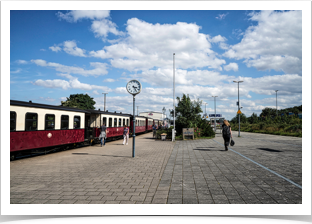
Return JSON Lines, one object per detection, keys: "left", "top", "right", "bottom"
{"left": 10, "top": 131, "right": 302, "bottom": 204}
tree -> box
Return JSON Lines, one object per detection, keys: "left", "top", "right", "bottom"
{"left": 247, "top": 113, "right": 259, "bottom": 124}
{"left": 61, "top": 94, "right": 96, "bottom": 110}
{"left": 170, "top": 94, "right": 203, "bottom": 135}
{"left": 230, "top": 113, "right": 247, "bottom": 124}
{"left": 260, "top": 107, "right": 276, "bottom": 118}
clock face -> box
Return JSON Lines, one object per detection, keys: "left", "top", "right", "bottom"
{"left": 126, "top": 80, "right": 142, "bottom": 95}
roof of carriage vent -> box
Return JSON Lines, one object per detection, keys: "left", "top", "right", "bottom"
{"left": 10, "top": 100, "right": 90, "bottom": 113}
{"left": 84, "top": 109, "right": 131, "bottom": 117}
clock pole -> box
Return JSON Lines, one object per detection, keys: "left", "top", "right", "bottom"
{"left": 126, "top": 79, "right": 141, "bottom": 158}
{"left": 132, "top": 95, "right": 136, "bottom": 157}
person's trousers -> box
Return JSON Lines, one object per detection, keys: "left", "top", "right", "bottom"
{"left": 123, "top": 134, "right": 129, "bottom": 144}
{"left": 101, "top": 137, "right": 106, "bottom": 146}
{"left": 223, "top": 135, "right": 231, "bottom": 147}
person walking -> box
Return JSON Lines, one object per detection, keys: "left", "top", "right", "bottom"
{"left": 100, "top": 123, "right": 107, "bottom": 147}
{"left": 123, "top": 125, "right": 129, "bottom": 145}
{"left": 222, "top": 120, "right": 232, "bottom": 151}
{"left": 152, "top": 124, "right": 157, "bottom": 138}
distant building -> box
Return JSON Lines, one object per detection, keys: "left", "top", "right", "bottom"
{"left": 139, "top": 111, "right": 166, "bottom": 120}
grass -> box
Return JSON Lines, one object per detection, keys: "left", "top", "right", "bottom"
{"left": 231, "top": 124, "right": 302, "bottom": 137}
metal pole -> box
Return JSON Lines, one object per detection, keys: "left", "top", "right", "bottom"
{"left": 238, "top": 82, "right": 241, "bottom": 137}
{"left": 212, "top": 96, "right": 218, "bottom": 132}
{"left": 233, "top": 81, "right": 243, "bottom": 137}
{"left": 102, "top": 93, "right": 107, "bottom": 111}
{"left": 275, "top": 90, "right": 278, "bottom": 117}
{"left": 132, "top": 95, "right": 136, "bottom": 157}
{"left": 173, "top": 53, "right": 175, "bottom": 141}
{"left": 215, "top": 97, "right": 217, "bottom": 132}
{"left": 137, "top": 106, "right": 139, "bottom": 116}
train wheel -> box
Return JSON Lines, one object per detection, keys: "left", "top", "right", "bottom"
{"left": 10, "top": 153, "right": 15, "bottom": 161}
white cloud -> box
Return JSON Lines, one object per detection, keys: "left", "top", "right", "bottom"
{"left": 33, "top": 76, "right": 112, "bottom": 92}
{"left": 16, "top": 60, "right": 28, "bottom": 64}
{"left": 10, "top": 69, "right": 22, "bottom": 74}
{"left": 103, "top": 78, "right": 115, "bottom": 83}
{"left": 57, "top": 10, "right": 123, "bottom": 41}
{"left": 241, "top": 74, "right": 302, "bottom": 95}
{"left": 49, "top": 41, "right": 86, "bottom": 57}
{"left": 209, "top": 35, "right": 227, "bottom": 43}
{"left": 56, "top": 10, "right": 110, "bottom": 23}
{"left": 39, "top": 97, "right": 55, "bottom": 102}
{"left": 49, "top": 45, "right": 62, "bottom": 52}
{"left": 63, "top": 40, "right": 87, "bottom": 57}
{"left": 223, "top": 10, "right": 302, "bottom": 74}
{"left": 89, "top": 18, "right": 226, "bottom": 71}
{"left": 91, "top": 19, "right": 124, "bottom": 40}
{"left": 224, "top": 63, "right": 238, "bottom": 71}
{"left": 216, "top": 13, "right": 229, "bottom": 20}
{"left": 31, "top": 59, "right": 108, "bottom": 77}
{"left": 33, "top": 79, "right": 71, "bottom": 90}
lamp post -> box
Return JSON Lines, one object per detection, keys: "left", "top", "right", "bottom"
{"left": 137, "top": 106, "right": 139, "bottom": 116}
{"left": 203, "top": 103, "right": 207, "bottom": 119}
{"left": 173, "top": 53, "right": 176, "bottom": 141}
{"left": 212, "top": 96, "right": 218, "bottom": 132}
{"left": 275, "top": 90, "right": 278, "bottom": 117}
{"left": 162, "top": 107, "right": 166, "bottom": 127}
{"left": 233, "top": 81, "right": 243, "bottom": 137}
{"left": 102, "top": 93, "right": 108, "bottom": 111}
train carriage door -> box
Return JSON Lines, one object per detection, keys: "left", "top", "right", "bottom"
{"left": 85, "top": 114, "right": 91, "bottom": 140}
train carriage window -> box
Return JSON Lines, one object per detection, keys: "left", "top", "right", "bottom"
{"left": 103, "top": 117, "right": 107, "bottom": 126}
{"left": 10, "top": 111, "right": 16, "bottom": 132}
{"left": 25, "top": 113, "right": 38, "bottom": 131}
{"left": 61, "top": 115, "right": 69, "bottom": 129}
{"left": 114, "top": 118, "right": 117, "bottom": 127}
{"left": 109, "top": 118, "right": 112, "bottom": 127}
{"left": 127, "top": 119, "right": 129, "bottom": 126}
{"left": 123, "top": 119, "right": 125, "bottom": 127}
{"left": 74, "top": 116, "right": 81, "bottom": 129}
{"left": 45, "top": 114, "right": 55, "bottom": 130}
{"left": 119, "top": 118, "right": 122, "bottom": 127}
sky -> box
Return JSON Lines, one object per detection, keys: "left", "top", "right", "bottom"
{"left": 8, "top": 7, "right": 306, "bottom": 121}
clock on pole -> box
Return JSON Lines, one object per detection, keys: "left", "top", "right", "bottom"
{"left": 126, "top": 80, "right": 142, "bottom": 158}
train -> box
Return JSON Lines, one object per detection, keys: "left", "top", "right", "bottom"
{"left": 10, "top": 100, "right": 164, "bottom": 160}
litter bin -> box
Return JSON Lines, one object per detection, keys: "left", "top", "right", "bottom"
{"left": 161, "top": 133, "right": 167, "bottom": 141}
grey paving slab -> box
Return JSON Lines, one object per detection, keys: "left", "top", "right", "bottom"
{"left": 10, "top": 131, "right": 302, "bottom": 204}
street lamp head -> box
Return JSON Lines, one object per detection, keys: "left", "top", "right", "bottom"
{"left": 233, "top": 81, "right": 243, "bottom": 83}
{"left": 275, "top": 90, "right": 278, "bottom": 92}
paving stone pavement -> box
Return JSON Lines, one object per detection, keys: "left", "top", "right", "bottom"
{"left": 10, "top": 131, "right": 302, "bottom": 204}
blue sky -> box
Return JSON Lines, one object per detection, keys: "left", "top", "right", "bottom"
{"left": 7, "top": 5, "right": 308, "bottom": 120}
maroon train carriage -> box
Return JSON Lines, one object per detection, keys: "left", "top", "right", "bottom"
{"left": 130, "top": 116, "right": 147, "bottom": 135}
{"left": 84, "top": 109, "right": 132, "bottom": 142}
{"left": 146, "top": 117, "right": 153, "bottom": 132}
{"left": 10, "top": 100, "right": 159, "bottom": 160}
{"left": 10, "top": 100, "right": 88, "bottom": 160}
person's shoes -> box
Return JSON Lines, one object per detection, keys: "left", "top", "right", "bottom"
{"left": 126, "top": 143, "right": 128, "bottom": 145}
{"left": 225, "top": 146, "right": 228, "bottom": 151}
{"left": 101, "top": 144, "right": 102, "bottom": 147}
